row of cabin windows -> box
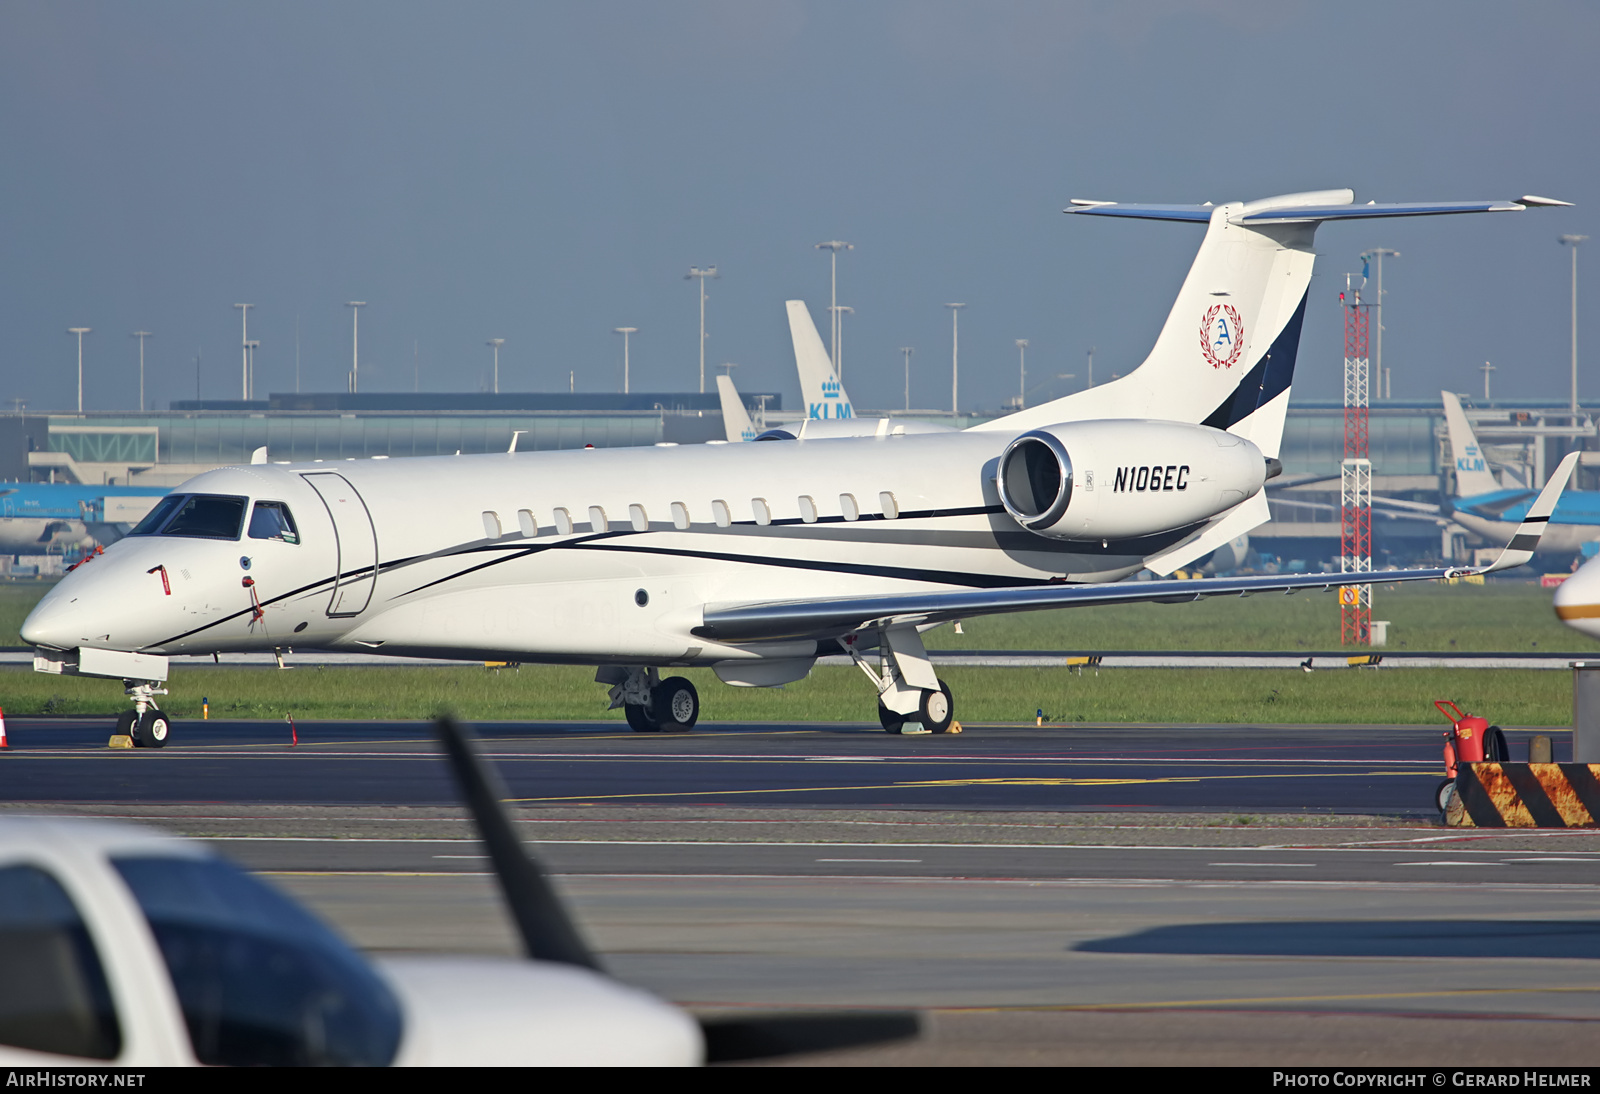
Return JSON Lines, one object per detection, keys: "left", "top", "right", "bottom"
{"left": 481, "top": 491, "right": 900, "bottom": 540}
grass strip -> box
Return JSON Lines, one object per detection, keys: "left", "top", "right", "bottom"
{"left": 2, "top": 663, "right": 1572, "bottom": 726}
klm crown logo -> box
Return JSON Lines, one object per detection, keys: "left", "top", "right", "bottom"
{"left": 822, "top": 379, "right": 842, "bottom": 398}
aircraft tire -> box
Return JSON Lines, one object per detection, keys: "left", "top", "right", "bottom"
{"left": 625, "top": 703, "right": 659, "bottom": 732}
{"left": 878, "top": 701, "right": 905, "bottom": 734}
{"left": 116, "top": 709, "right": 139, "bottom": 745}
{"left": 138, "top": 709, "right": 171, "bottom": 749}
{"left": 1435, "top": 778, "right": 1456, "bottom": 816}
{"left": 653, "top": 677, "right": 699, "bottom": 731}
{"left": 919, "top": 681, "right": 955, "bottom": 734}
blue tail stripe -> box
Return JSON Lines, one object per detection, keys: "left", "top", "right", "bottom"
{"left": 1201, "top": 290, "right": 1308, "bottom": 431}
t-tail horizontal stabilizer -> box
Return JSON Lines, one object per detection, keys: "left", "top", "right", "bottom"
{"left": 1480, "top": 452, "right": 1578, "bottom": 573}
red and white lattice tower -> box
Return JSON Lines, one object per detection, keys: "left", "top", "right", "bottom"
{"left": 1339, "top": 276, "right": 1373, "bottom": 645}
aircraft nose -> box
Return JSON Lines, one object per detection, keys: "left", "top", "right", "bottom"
{"left": 1554, "top": 557, "right": 1600, "bottom": 639}
{"left": 20, "top": 586, "right": 91, "bottom": 649}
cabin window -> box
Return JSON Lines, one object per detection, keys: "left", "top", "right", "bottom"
{"left": 247, "top": 501, "right": 299, "bottom": 544}
{"left": 481, "top": 511, "right": 502, "bottom": 539}
{"left": 711, "top": 500, "right": 731, "bottom": 528}
{"left": 839, "top": 493, "right": 860, "bottom": 521}
{"left": 516, "top": 509, "right": 538, "bottom": 538}
{"left": 798, "top": 496, "right": 818, "bottom": 524}
{"left": 752, "top": 498, "right": 772, "bottom": 526}
{"left": 149, "top": 494, "right": 249, "bottom": 540}
{"left": 879, "top": 491, "right": 899, "bottom": 519}
{"left": 588, "top": 506, "right": 609, "bottom": 533}
{"left": 628, "top": 504, "right": 649, "bottom": 532}
{"left": 112, "top": 855, "right": 402, "bottom": 1067}
{"left": 671, "top": 502, "right": 690, "bottom": 530}
{"left": 0, "top": 864, "right": 121, "bottom": 1060}
{"left": 553, "top": 508, "right": 574, "bottom": 536}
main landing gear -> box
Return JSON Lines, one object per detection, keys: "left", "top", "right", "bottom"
{"left": 600, "top": 667, "right": 700, "bottom": 732}
{"left": 120, "top": 679, "right": 171, "bottom": 748}
{"left": 850, "top": 624, "right": 957, "bottom": 736}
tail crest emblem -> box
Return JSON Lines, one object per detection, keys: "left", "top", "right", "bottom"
{"left": 1200, "top": 304, "right": 1244, "bottom": 369}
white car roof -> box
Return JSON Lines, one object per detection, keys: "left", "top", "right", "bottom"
{"left": 0, "top": 816, "right": 207, "bottom": 866}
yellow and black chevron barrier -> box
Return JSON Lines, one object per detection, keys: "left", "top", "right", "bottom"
{"left": 1447, "top": 763, "right": 1600, "bottom": 828}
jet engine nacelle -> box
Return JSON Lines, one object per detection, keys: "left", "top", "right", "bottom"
{"left": 996, "top": 420, "right": 1267, "bottom": 541}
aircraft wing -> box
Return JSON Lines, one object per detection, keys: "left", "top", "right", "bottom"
{"left": 694, "top": 454, "right": 1577, "bottom": 645}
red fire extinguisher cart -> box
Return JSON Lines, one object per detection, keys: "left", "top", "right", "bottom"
{"left": 1433, "top": 699, "right": 1509, "bottom": 813}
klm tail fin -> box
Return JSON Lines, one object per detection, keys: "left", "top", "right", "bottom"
{"left": 717, "top": 374, "right": 757, "bottom": 443}
{"left": 786, "top": 300, "right": 854, "bottom": 421}
{"left": 1440, "top": 391, "right": 1503, "bottom": 497}
{"left": 977, "top": 191, "right": 1562, "bottom": 463}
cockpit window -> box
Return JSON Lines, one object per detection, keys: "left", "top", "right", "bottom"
{"left": 146, "top": 495, "right": 248, "bottom": 540}
{"left": 128, "top": 494, "right": 186, "bottom": 536}
{"left": 112, "top": 855, "right": 403, "bottom": 1067}
{"left": 248, "top": 501, "right": 299, "bottom": 544}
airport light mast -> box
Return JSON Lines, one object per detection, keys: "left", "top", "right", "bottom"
{"left": 815, "top": 241, "right": 853, "bottom": 377}
{"left": 685, "top": 267, "right": 717, "bottom": 393}
{"left": 345, "top": 302, "right": 366, "bottom": 394}
{"left": 233, "top": 304, "right": 252, "bottom": 400}
{"left": 131, "top": 330, "right": 152, "bottom": 412}
{"left": 1561, "top": 235, "right": 1588, "bottom": 414}
{"left": 900, "top": 346, "right": 913, "bottom": 411}
{"left": 245, "top": 340, "right": 259, "bottom": 400}
{"left": 1338, "top": 271, "right": 1373, "bottom": 646}
{"left": 1362, "top": 248, "right": 1400, "bottom": 398}
{"left": 486, "top": 339, "right": 505, "bottom": 394}
{"left": 944, "top": 303, "right": 966, "bottom": 416}
{"left": 832, "top": 305, "right": 853, "bottom": 382}
{"left": 613, "top": 327, "right": 636, "bottom": 394}
{"left": 67, "top": 327, "right": 91, "bottom": 413}
{"left": 1015, "top": 339, "right": 1029, "bottom": 409}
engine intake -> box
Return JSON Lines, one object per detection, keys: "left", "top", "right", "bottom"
{"left": 998, "top": 431, "right": 1073, "bottom": 530}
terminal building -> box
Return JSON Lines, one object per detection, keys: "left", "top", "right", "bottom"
{"left": 0, "top": 390, "right": 1592, "bottom": 566}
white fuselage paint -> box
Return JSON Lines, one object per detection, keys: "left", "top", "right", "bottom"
{"left": 22, "top": 424, "right": 1264, "bottom": 669}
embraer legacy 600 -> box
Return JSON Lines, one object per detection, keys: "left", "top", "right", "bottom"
{"left": 21, "top": 190, "right": 1572, "bottom": 743}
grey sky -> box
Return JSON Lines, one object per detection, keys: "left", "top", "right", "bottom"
{"left": 2, "top": 1, "right": 1596, "bottom": 415}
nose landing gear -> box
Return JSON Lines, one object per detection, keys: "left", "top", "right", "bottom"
{"left": 122, "top": 679, "right": 170, "bottom": 748}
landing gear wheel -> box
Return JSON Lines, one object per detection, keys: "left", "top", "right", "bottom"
{"left": 116, "top": 710, "right": 138, "bottom": 744}
{"left": 135, "top": 709, "right": 170, "bottom": 749}
{"left": 652, "top": 677, "right": 699, "bottom": 731}
{"left": 1485, "top": 725, "right": 1509, "bottom": 763}
{"left": 918, "top": 680, "right": 955, "bottom": 734}
{"left": 878, "top": 701, "right": 906, "bottom": 735}
{"left": 1436, "top": 778, "right": 1457, "bottom": 816}
{"left": 625, "top": 703, "right": 659, "bottom": 732}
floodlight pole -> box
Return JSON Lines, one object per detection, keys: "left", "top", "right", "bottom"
{"left": 131, "top": 330, "right": 152, "bottom": 411}
{"left": 944, "top": 304, "right": 966, "bottom": 416}
{"left": 345, "top": 302, "right": 366, "bottom": 393}
{"left": 68, "top": 328, "right": 91, "bottom": 413}
{"left": 487, "top": 338, "right": 505, "bottom": 394}
{"left": 613, "top": 327, "right": 636, "bottom": 394}
{"left": 1562, "top": 235, "right": 1588, "bottom": 415}
{"left": 245, "top": 340, "right": 259, "bottom": 400}
{"left": 815, "top": 241, "right": 853, "bottom": 376}
{"left": 685, "top": 267, "right": 718, "bottom": 393}
{"left": 233, "top": 303, "right": 252, "bottom": 400}
{"left": 1363, "top": 249, "right": 1400, "bottom": 399}
{"left": 832, "top": 305, "right": 854, "bottom": 382}
{"left": 1015, "top": 339, "right": 1029, "bottom": 409}
{"left": 900, "top": 347, "right": 913, "bottom": 411}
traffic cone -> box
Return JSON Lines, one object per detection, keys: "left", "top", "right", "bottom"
{"left": 0, "top": 706, "right": 9, "bottom": 748}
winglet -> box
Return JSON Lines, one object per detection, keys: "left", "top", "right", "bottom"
{"left": 1478, "top": 452, "right": 1579, "bottom": 574}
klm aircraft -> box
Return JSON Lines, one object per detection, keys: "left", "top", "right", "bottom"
{"left": 0, "top": 483, "right": 170, "bottom": 554}
{"left": 1440, "top": 391, "right": 1600, "bottom": 555}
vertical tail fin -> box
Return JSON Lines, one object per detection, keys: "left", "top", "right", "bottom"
{"left": 717, "top": 374, "right": 757, "bottom": 442}
{"left": 978, "top": 191, "right": 1554, "bottom": 464}
{"left": 1440, "top": 390, "right": 1503, "bottom": 497}
{"left": 786, "top": 300, "right": 854, "bottom": 421}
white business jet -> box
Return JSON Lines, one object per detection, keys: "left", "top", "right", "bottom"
{"left": 21, "top": 190, "right": 1570, "bottom": 742}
